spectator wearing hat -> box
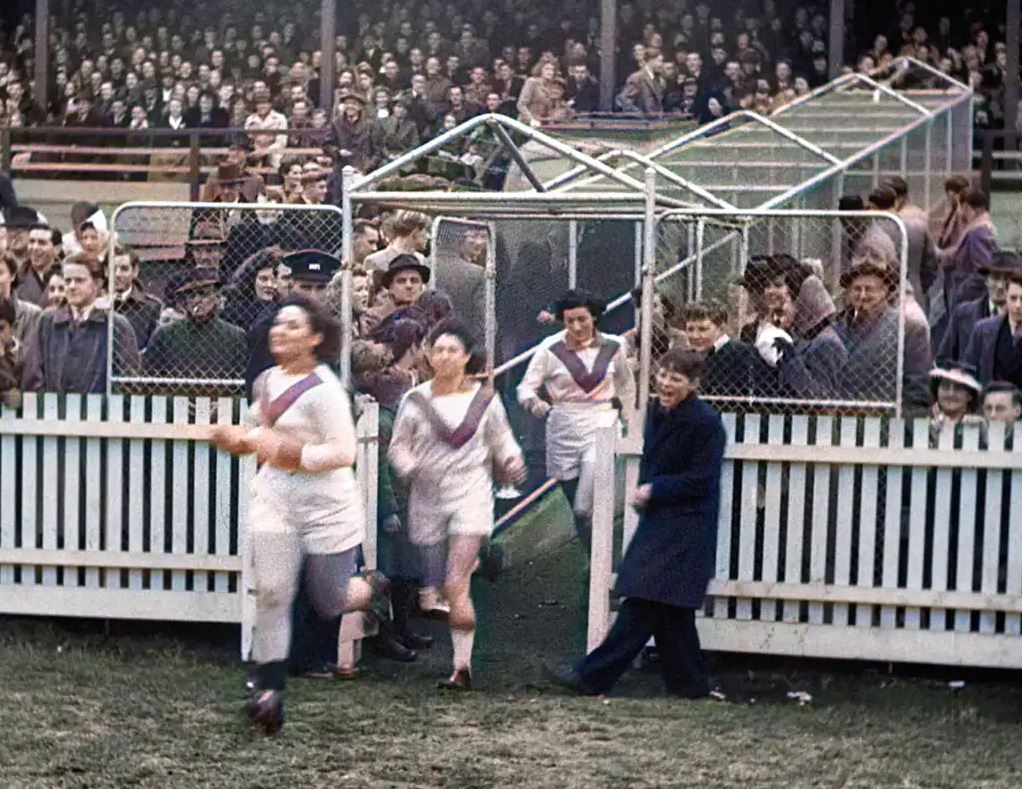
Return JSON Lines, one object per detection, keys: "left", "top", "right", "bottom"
{"left": 3, "top": 206, "right": 40, "bottom": 274}
{"left": 112, "top": 246, "right": 163, "bottom": 349}
{"left": 209, "top": 161, "right": 247, "bottom": 205}
{"left": 940, "top": 188, "right": 998, "bottom": 314}
{"left": 737, "top": 254, "right": 806, "bottom": 345}
{"left": 834, "top": 259, "right": 932, "bottom": 407}
{"left": 61, "top": 202, "right": 107, "bottom": 258}
{"left": 324, "top": 91, "right": 375, "bottom": 173}
{"left": 143, "top": 268, "right": 246, "bottom": 387}
{"left": 964, "top": 269, "right": 1022, "bottom": 389}
{"left": 0, "top": 252, "right": 41, "bottom": 349}
{"left": 938, "top": 251, "right": 1019, "bottom": 363}
{"left": 928, "top": 362, "right": 984, "bottom": 436}
{"left": 245, "top": 89, "right": 289, "bottom": 170}
{"left": 244, "top": 250, "right": 341, "bottom": 396}
{"left": 16, "top": 224, "right": 62, "bottom": 308}
{"left": 22, "top": 254, "right": 140, "bottom": 394}
{"left": 360, "top": 253, "right": 431, "bottom": 337}
{"left": 764, "top": 276, "right": 850, "bottom": 401}
{"left": 982, "top": 382, "right": 1022, "bottom": 423}
{"left": 201, "top": 144, "right": 265, "bottom": 203}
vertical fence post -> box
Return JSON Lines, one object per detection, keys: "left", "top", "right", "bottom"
{"left": 633, "top": 221, "right": 642, "bottom": 325}
{"left": 568, "top": 219, "right": 578, "bottom": 288}
{"left": 587, "top": 425, "right": 617, "bottom": 653}
{"left": 922, "top": 121, "right": 933, "bottom": 215}
{"left": 0, "top": 127, "right": 11, "bottom": 174}
{"left": 485, "top": 221, "right": 497, "bottom": 384}
{"left": 340, "top": 166, "right": 356, "bottom": 388}
{"left": 981, "top": 132, "right": 994, "bottom": 199}
{"left": 188, "top": 133, "right": 201, "bottom": 201}
{"left": 639, "top": 168, "right": 656, "bottom": 416}
{"left": 695, "top": 218, "right": 705, "bottom": 299}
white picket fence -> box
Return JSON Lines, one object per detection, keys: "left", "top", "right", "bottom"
{"left": 0, "top": 393, "right": 379, "bottom": 660}
{"left": 589, "top": 414, "right": 1022, "bottom": 669}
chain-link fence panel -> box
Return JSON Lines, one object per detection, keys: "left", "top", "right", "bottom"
{"left": 108, "top": 202, "right": 344, "bottom": 396}
{"left": 647, "top": 210, "right": 919, "bottom": 417}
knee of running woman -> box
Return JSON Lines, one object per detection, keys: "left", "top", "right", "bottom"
{"left": 447, "top": 602, "right": 476, "bottom": 631}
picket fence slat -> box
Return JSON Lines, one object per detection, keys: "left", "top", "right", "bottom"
{"left": 150, "top": 396, "right": 168, "bottom": 590}
{"left": 808, "top": 416, "right": 832, "bottom": 625}
{"left": 128, "top": 398, "right": 146, "bottom": 590}
{"left": 214, "top": 397, "right": 233, "bottom": 594}
{"left": 979, "top": 421, "right": 1006, "bottom": 635}
{"left": 904, "top": 419, "right": 929, "bottom": 630}
{"left": 192, "top": 400, "right": 212, "bottom": 593}
{"left": 0, "top": 403, "right": 16, "bottom": 586}
{"left": 171, "top": 399, "right": 189, "bottom": 593}
{"left": 855, "top": 418, "right": 882, "bottom": 628}
{"left": 62, "top": 396, "right": 82, "bottom": 588}
{"left": 880, "top": 418, "right": 904, "bottom": 629}
{"left": 929, "top": 426, "right": 955, "bottom": 632}
{"left": 83, "top": 396, "right": 103, "bottom": 588}
{"left": 955, "top": 426, "right": 981, "bottom": 632}
{"left": 782, "top": 416, "right": 809, "bottom": 623}
{"left": 736, "top": 415, "right": 760, "bottom": 621}
{"left": 760, "top": 415, "right": 784, "bottom": 623}
{"left": 1005, "top": 423, "right": 1022, "bottom": 635}
{"left": 41, "top": 396, "right": 59, "bottom": 588}
{"left": 833, "top": 419, "right": 857, "bottom": 626}
{"left": 713, "top": 414, "right": 737, "bottom": 620}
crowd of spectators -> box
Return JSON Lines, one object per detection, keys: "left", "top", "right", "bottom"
{"left": 0, "top": 1, "right": 1013, "bottom": 181}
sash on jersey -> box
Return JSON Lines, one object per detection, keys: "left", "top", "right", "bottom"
{"left": 258, "top": 372, "right": 323, "bottom": 427}
{"left": 548, "top": 337, "right": 620, "bottom": 393}
{"left": 407, "top": 385, "right": 494, "bottom": 449}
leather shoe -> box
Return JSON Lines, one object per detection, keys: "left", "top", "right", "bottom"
{"left": 544, "top": 662, "right": 601, "bottom": 696}
{"left": 400, "top": 630, "right": 434, "bottom": 650}
{"left": 246, "top": 689, "right": 284, "bottom": 736}
{"left": 374, "top": 627, "right": 417, "bottom": 662}
{"left": 438, "top": 668, "right": 472, "bottom": 691}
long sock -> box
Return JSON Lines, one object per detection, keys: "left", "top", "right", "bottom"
{"left": 451, "top": 627, "right": 475, "bottom": 672}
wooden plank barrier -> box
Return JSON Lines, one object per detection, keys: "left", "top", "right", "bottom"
{"left": 0, "top": 393, "right": 380, "bottom": 661}
{"left": 588, "top": 414, "right": 1022, "bottom": 669}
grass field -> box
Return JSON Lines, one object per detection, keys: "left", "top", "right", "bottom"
{"left": 2, "top": 540, "right": 1021, "bottom": 788}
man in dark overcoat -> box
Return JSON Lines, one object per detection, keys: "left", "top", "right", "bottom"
{"left": 549, "top": 348, "right": 725, "bottom": 698}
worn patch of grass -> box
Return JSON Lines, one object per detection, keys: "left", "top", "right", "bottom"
{"left": 2, "top": 542, "right": 1021, "bottom": 788}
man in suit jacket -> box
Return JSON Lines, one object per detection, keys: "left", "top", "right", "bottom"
{"left": 566, "top": 63, "right": 601, "bottom": 113}
{"left": 938, "top": 251, "right": 1019, "bottom": 363}
{"left": 965, "top": 271, "right": 1022, "bottom": 389}
{"left": 548, "top": 349, "right": 725, "bottom": 698}
{"left": 434, "top": 229, "right": 487, "bottom": 342}
{"left": 618, "top": 48, "right": 665, "bottom": 116}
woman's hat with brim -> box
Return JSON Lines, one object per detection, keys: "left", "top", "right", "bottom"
{"left": 216, "top": 160, "right": 246, "bottom": 185}
{"left": 929, "top": 360, "right": 982, "bottom": 398}
{"left": 839, "top": 259, "right": 900, "bottom": 291}
{"left": 381, "top": 253, "right": 431, "bottom": 288}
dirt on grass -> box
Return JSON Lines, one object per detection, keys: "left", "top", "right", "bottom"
{"left": 1, "top": 540, "right": 1021, "bottom": 788}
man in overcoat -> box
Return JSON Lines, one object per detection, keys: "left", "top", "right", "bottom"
{"left": 549, "top": 348, "right": 725, "bottom": 698}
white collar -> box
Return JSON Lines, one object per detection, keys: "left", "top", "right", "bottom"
{"left": 712, "top": 334, "right": 730, "bottom": 352}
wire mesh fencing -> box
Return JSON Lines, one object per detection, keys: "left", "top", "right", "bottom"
{"left": 108, "top": 202, "right": 344, "bottom": 396}
{"left": 645, "top": 210, "right": 925, "bottom": 416}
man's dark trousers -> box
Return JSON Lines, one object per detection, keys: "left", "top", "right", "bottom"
{"left": 577, "top": 597, "right": 709, "bottom": 697}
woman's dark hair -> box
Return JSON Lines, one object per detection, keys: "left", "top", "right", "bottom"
{"left": 944, "top": 174, "right": 970, "bottom": 194}
{"left": 960, "top": 187, "right": 989, "bottom": 212}
{"left": 428, "top": 318, "right": 484, "bottom": 375}
{"left": 231, "top": 246, "right": 280, "bottom": 296}
{"left": 373, "top": 315, "right": 427, "bottom": 361}
{"left": 657, "top": 348, "right": 706, "bottom": 381}
{"left": 416, "top": 290, "right": 454, "bottom": 328}
{"left": 553, "top": 288, "right": 605, "bottom": 321}
{"left": 428, "top": 318, "right": 477, "bottom": 355}
{"left": 280, "top": 291, "right": 342, "bottom": 364}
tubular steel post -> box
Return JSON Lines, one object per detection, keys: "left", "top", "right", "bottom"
{"left": 923, "top": 121, "right": 933, "bottom": 215}
{"left": 485, "top": 222, "right": 497, "bottom": 386}
{"left": 695, "top": 219, "right": 705, "bottom": 299}
{"left": 340, "top": 166, "right": 355, "bottom": 388}
{"left": 1006, "top": 0, "right": 1020, "bottom": 142}
{"left": 320, "top": 0, "right": 337, "bottom": 113}
{"left": 828, "top": 0, "right": 845, "bottom": 79}
{"left": 633, "top": 222, "right": 642, "bottom": 326}
{"left": 599, "top": 0, "right": 617, "bottom": 113}
{"left": 568, "top": 220, "right": 578, "bottom": 288}
{"left": 638, "top": 168, "right": 657, "bottom": 417}
{"left": 34, "top": 0, "right": 50, "bottom": 114}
